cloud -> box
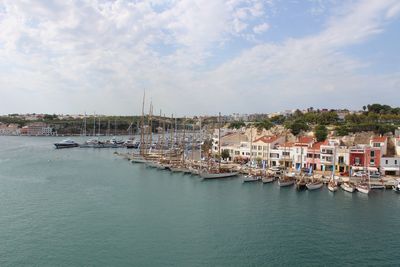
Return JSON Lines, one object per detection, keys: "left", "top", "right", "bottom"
{"left": 0, "top": 0, "right": 399, "bottom": 116}
{"left": 253, "top": 22, "right": 270, "bottom": 34}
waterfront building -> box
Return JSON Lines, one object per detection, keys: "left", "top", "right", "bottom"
{"left": 395, "top": 137, "right": 400, "bottom": 156}
{"left": 0, "top": 124, "right": 20, "bottom": 135}
{"left": 370, "top": 136, "right": 388, "bottom": 156}
{"left": 292, "top": 136, "right": 314, "bottom": 170}
{"left": 25, "top": 122, "right": 54, "bottom": 136}
{"left": 252, "top": 135, "right": 285, "bottom": 164}
{"left": 277, "top": 142, "right": 294, "bottom": 169}
{"left": 380, "top": 157, "right": 400, "bottom": 176}
{"left": 335, "top": 146, "right": 350, "bottom": 173}
{"left": 349, "top": 145, "right": 381, "bottom": 173}
{"left": 306, "top": 141, "right": 324, "bottom": 172}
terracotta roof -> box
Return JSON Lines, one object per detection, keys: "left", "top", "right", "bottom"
{"left": 296, "top": 136, "right": 314, "bottom": 144}
{"left": 310, "top": 141, "right": 326, "bottom": 150}
{"left": 253, "top": 135, "right": 280, "bottom": 144}
{"left": 280, "top": 142, "right": 294, "bottom": 148}
{"left": 371, "top": 136, "right": 387, "bottom": 143}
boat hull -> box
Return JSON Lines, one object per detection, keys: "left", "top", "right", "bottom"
{"left": 54, "top": 143, "right": 79, "bottom": 149}
{"left": 200, "top": 172, "right": 239, "bottom": 179}
{"left": 278, "top": 179, "right": 295, "bottom": 187}
{"left": 341, "top": 183, "right": 355, "bottom": 193}
{"left": 327, "top": 185, "right": 338, "bottom": 192}
{"left": 262, "top": 177, "right": 275, "bottom": 183}
{"left": 306, "top": 182, "right": 323, "bottom": 190}
{"left": 242, "top": 176, "right": 261, "bottom": 182}
{"left": 356, "top": 186, "right": 370, "bottom": 194}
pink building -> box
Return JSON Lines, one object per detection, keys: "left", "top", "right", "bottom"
{"left": 306, "top": 141, "right": 326, "bottom": 172}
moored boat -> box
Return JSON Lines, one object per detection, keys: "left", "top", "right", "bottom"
{"left": 262, "top": 175, "right": 275, "bottom": 183}
{"left": 54, "top": 139, "right": 79, "bottom": 149}
{"left": 356, "top": 183, "right": 370, "bottom": 194}
{"left": 327, "top": 179, "right": 338, "bottom": 192}
{"left": 393, "top": 179, "right": 400, "bottom": 193}
{"left": 306, "top": 180, "right": 323, "bottom": 190}
{"left": 341, "top": 182, "right": 355, "bottom": 193}
{"left": 200, "top": 171, "right": 238, "bottom": 179}
{"left": 242, "top": 175, "right": 261, "bottom": 183}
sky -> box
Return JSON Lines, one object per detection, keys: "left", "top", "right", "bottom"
{"left": 0, "top": 0, "right": 399, "bottom": 116}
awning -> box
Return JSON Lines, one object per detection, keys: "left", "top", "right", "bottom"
{"left": 367, "top": 167, "right": 378, "bottom": 172}
{"left": 352, "top": 166, "right": 364, "bottom": 171}
{"left": 382, "top": 167, "right": 400, "bottom": 171}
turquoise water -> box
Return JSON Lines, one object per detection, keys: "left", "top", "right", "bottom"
{"left": 1, "top": 136, "right": 400, "bottom": 266}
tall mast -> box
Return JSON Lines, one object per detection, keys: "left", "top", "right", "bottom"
{"left": 107, "top": 120, "right": 110, "bottom": 136}
{"left": 140, "top": 90, "right": 145, "bottom": 156}
{"left": 98, "top": 117, "right": 101, "bottom": 136}
{"left": 83, "top": 112, "right": 87, "bottom": 136}
{"left": 218, "top": 112, "right": 221, "bottom": 171}
{"left": 93, "top": 113, "right": 96, "bottom": 137}
{"left": 114, "top": 118, "right": 117, "bottom": 136}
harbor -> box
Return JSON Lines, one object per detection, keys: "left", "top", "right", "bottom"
{"left": 1, "top": 135, "right": 400, "bottom": 266}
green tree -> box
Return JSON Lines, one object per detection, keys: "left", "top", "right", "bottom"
{"left": 253, "top": 119, "right": 273, "bottom": 131}
{"left": 228, "top": 121, "right": 245, "bottom": 129}
{"left": 221, "top": 149, "right": 230, "bottom": 160}
{"left": 285, "top": 120, "right": 309, "bottom": 136}
{"left": 315, "top": 124, "right": 328, "bottom": 142}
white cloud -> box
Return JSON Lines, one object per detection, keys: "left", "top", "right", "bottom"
{"left": 253, "top": 22, "right": 270, "bottom": 34}
{"left": 0, "top": 0, "right": 399, "bottom": 115}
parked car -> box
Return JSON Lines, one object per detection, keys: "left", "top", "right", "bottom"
{"left": 354, "top": 171, "right": 367, "bottom": 177}
{"left": 369, "top": 172, "right": 381, "bottom": 178}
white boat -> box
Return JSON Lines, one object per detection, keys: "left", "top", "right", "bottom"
{"left": 370, "top": 184, "right": 385, "bottom": 190}
{"left": 262, "top": 176, "right": 275, "bottom": 183}
{"left": 393, "top": 179, "right": 400, "bottom": 193}
{"left": 278, "top": 178, "right": 295, "bottom": 187}
{"left": 200, "top": 171, "right": 239, "bottom": 179}
{"left": 327, "top": 180, "right": 338, "bottom": 192}
{"left": 341, "top": 182, "right": 355, "bottom": 193}
{"left": 242, "top": 175, "right": 261, "bottom": 183}
{"left": 356, "top": 184, "right": 370, "bottom": 194}
{"left": 306, "top": 181, "right": 323, "bottom": 190}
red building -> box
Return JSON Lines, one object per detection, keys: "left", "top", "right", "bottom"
{"left": 349, "top": 145, "right": 381, "bottom": 172}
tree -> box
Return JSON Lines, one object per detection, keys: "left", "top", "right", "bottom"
{"left": 362, "top": 105, "right": 366, "bottom": 112}
{"left": 221, "top": 149, "right": 230, "bottom": 160}
{"left": 315, "top": 124, "right": 328, "bottom": 142}
{"left": 253, "top": 119, "right": 273, "bottom": 131}
{"left": 228, "top": 121, "right": 245, "bottom": 129}
{"left": 285, "top": 120, "right": 309, "bottom": 136}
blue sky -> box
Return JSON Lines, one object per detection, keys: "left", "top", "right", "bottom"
{"left": 0, "top": 0, "right": 399, "bottom": 116}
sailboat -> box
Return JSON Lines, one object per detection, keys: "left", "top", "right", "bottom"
{"left": 393, "top": 178, "right": 400, "bottom": 193}
{"left": 200, "top": 113, "right": 238, "bottom": 179}
{"left": 356, "top": 155, "right": 370, "bottom": 194}
{"left": 341, "top": 169, "right": 355, "bottom": 193}
{"left": 328, "top": 145, "right": 338, "bottom": 192}
{"left": 278, "top": 137, "right": 295, "bottom": 187}
{"left": 356, "top": 172, "right": 370, "bottom": 194}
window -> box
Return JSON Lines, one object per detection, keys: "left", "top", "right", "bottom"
{"left": 258, "top": 146, "right": 262, "bottom": 150}
{"left": 370, "top": 151, "right": 375, "bottom": 157}
{"left": 339, "top": 156, "right": 344, "bottom": 164}
{"left": 373, "top": 143, "right": 380, "bottom": 147}
{"left": 386, "top": 160, "right": 388, "bottom": 164}
{"left": 395, "top": 160, "right": 398, "bottom": 165}
{"left": 283, "top": 152, "right": 290, "bottom": 156}
{"left": 370, "top": 159, "right": 375, "bottom": 166}
{"left": 355, "top": 157, "right": 360, "bottom": 165}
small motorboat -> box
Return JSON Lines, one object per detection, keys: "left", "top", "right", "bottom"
{"left": 242, "top": 175, "right": 261, "bottom": 183}
{"left": 54, "top": 139, "right": 79, "bottom": 149}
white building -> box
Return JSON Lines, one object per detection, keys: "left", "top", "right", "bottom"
{"left": 380, "top": 157, "right": 400, "bottom": 176}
